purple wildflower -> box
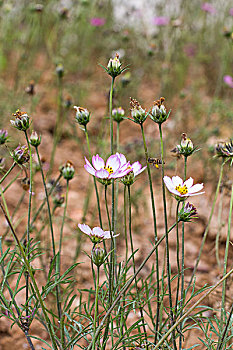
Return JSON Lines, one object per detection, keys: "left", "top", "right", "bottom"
{"left": 201, "top": 3, "right": 216, "bottom": 14}
{"left": 223, "top": 75, "right": 233, "bottom": 88}
{"left": 90, "top": 17, "right": 105, "bottom": 27}
{"left": 153, "top": 16, "right": 170, "bottom": 26}
{"left": 229, "top": 8, "right": 233, "bottom": 16}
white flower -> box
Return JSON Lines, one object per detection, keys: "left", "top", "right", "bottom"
{"left": 163, "top": 176, "right": 204, "bottom": 199}
{"left": 78, "top": 224, "right": 119, "bottom": 243}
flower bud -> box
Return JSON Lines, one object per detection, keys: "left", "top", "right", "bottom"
{"left": 52, "top": 193, "right": 65, "bottom": 207}
{"left": 178, "top": 202, "right": 198, "bottom": 222}
{"left": 107, "top": 53, "right": 122, "bottom": 78}
{"left": 151, "top": 97, "right": 169, "bottom": 124}
{"left": 91, "top": 246, "right": 105, "bottom": 267}
{"left": 61, "top": 161, "right": 75, "bottom": 180}
{"left": 112, "top": 107, "right": 125, "bottom": 123}
{"left": 121, "top": 170, "right": 135, "bottom": 186}
{"left": 29, "top": 131, "right": 41, "bottom": 147}
{"left": 56, "top": 63, "right": 64, "bottom": 78}
{"left": 216, "top": 139, "right": 233, "bottom": 160}
{"left": 10, "top": 110, "right": 30, "bottom": 131}
{"left": 11, "top": 145, "right": 30, "bottom": 165}
{"left": 171, "top": 133, "right": 196, "bottom": 158}
{"left": 0, "top": 129, "right": 8, "bottom": 145}
{"left": 74, "top": 106, "right": 90, "bottom": 126}
{"left": 130, "top": 97, "right": 147, "bottom": 125}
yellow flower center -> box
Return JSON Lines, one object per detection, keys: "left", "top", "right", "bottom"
{"left": 104, "top": 166, "right": 114, "bottom": 174}
{"left": 175, "top": 184, "right": 188, "bottom": 195}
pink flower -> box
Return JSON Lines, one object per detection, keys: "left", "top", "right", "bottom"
{"left": 78, "top": 224, "right": 119, "bottom": 243}
{"left": 229, "top": 8, "right": 233, "bottom": 16}
{"left": 153, "top": 16, "right": 170, "bottom": 26}
{"left": 84, "top": 153, "right": 132, "bottom": 184}
{"left": 183, "top": 44, "right": 197, "bottom": 58}
{"left": 223, "top": 75, "right": 233, "bottom": 88}
{"left": 201, "top": 3, "right": 216, "bottom": 14}
{"left": 163, "top": 176, "right": 204, "bottom": 199}
{"left": 90, "top": 17, "right": 105, "bottom": 27}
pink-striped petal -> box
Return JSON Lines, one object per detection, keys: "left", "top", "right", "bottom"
{"left": 116, "top": 153, "right": 127, "bottom": 167}
{"left": 84, "top": 158, "right": 96, "bottom": 176}
{"left": 78, "top": 224, "right": 92, "bottom": 236}
{"left": 92, "top": 227, "right": 105, "bottom": 237}
{"left": 95, "top": 168, "right": 110, "bottom": 179}
{"left": 92, "top": 154, "right": 105, "bottom": 170}
{"left": 164, "top": 176, "right": 175, "bottom": 192}
{"left": 106, "top": 154, "right": 121, "bottom": 171}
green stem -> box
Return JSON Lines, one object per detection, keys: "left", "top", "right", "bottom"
{"left": 175, "top": 201, "right": 181, "bottom": 316}
{"left": 124, "top": 185, "right": 128, "bottom": 262}
{"left": 24, "top": 131, "right": 33, "bottom": 318}
{"left": 221, "top": 183, "right": 233, "bottom": 329}
{"left": 92, "top": 266, "right": 100, "bottom": 350}
{"left": 188, "top": 159, "right": 226, "bottom": 288}
{"left": 158, "top": 123, "right": 177, "bottom": 350}
{"left": 84, "top": 126, "right": 103, "bottom": 228}
{"left": 0, "top": 162, "right": 16, "bottom": 185}
{"left": 2, "top": 170, "right": 21, "bottom": 194}
{"left": 153, "top": 267, "right": 233, "bottom": 350}
{"left": 86, "top": 221, "right": 179, "bottom": 350}
{"left": 140, "top": 124, "right": 160, "bottom": 343}
{"left": 179, "top": 156, "right": 187, "bottom": 350}
{"left": 128, "top": 185, "right": 148, "bottom": 346}
{"left": 35, "top": 147, "right": 61, "bottom": 320}
{"left": 0, "top": 201, "right": 58, "bottom": 350}
{"left": 109, "top": 77, "right": 115, "bottom": 155}
{"left": 217, "top": 303, "right": 233, "bottom": 350}
{"left": 216, "top": 189, "right": 224, "bottom": 269}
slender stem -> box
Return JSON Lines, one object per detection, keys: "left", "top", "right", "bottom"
{"left": 105, "top": 185, "right": 111, "bottom": 232}
{"left": 2, "top": 170, "right": 21, "bottom": 194}
{"left": 140, "top": 124, "right": 160, "bottom": 343}
{"left": 24, "top": 331, "right": 36, "bottom": 350}
{"left": 49, "top": 75, "right": 63, "bottom": 173}
{"left": 0, "top": 162, "right": 16, "bottom": 185}
{"left": 86, "top": 221, "right": 179, "bottom": 350}
{"left": 153, "top": 267, "right": 233, "bottom": 350}
{"left": 188, "top": 159, "right": 226, "bottom": 288}
{"left": 216, "top": 189, "right": 224, "bottom": 269}
{"left": 158, "top": 123, "right": 177, "bottom": 350}
{"left": 128, "top": 185, "right": 148, "bottom": 346}
{"left": 124, "top": 185, "right": 128, "bottom": 262}
{"left": 24, "top": 131, "right": 33, "bottom": 318}
{"left": 217, "top": 303, "right": 233, "bottom": 350}
{"left": 92, "top": 266, "right": 100, "bottom": 350}
{"left": 221, "top": 183, "right": 233, "bottom": 328}
{"left": 0, "top": 201, "right": 58, "bottom": 350}
{"left": 84, "top": 126, "right": 103, "bottom": 228}
{"left": 109, "top": 77, "right": 115, "bottom": 155}
{"left": 175, "top": 201, "right": 181, "bottom": 316}
{"left": 179, "top": 156, "right": 187, "bottom": 350}
{"left": 35, "top": 147, "right": 61, "bottom": 321}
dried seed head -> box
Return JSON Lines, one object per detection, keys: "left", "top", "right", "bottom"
{"left": 130, "top": 97, "right": 147, "bottom": 125}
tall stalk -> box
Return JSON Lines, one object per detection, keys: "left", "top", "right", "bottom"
{"left": 128, "top": 185, "right": 148, "bottom": 346}
{"left": 0, "top": 162, "right": 16, "bottom": 185}
{"left": 140, "top": 124, "right": 160, "bottom": 342}
{"left": 158, "top": 123, "right": 177, "bottom": 350}
{"left": 188, "top": 159, "right": 226, "bottom": 287}
{"left": 92, "top": 266, "right": 100, "bottom": 350}
{"left": 220, "top": 183, "right": 233, "bottom": 328}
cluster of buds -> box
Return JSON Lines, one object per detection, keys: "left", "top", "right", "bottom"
{"left": 10, "top": 110, "right": 30, "bottom": 131}
{"left": 112, "top": 107, "right": 125, "bottom": 123}
{"left": 171, "top": 133, "right": 196, "bottom": 158}
{"left": 215, "top": 139, "right": 233, "bottom": 165}
{"left": 0, "top": 129, "right": 8, "bottom": 145}
{"left": 60, "top": 161, "right": 75, "bottom": 180}
{"left": 56, "top": 63, "right": 64, "bottom": 79}
{"left": 91, "top": 246, "right": 106, "bottom": 267}
{"left": 11, "top": 145, "right": 30, "bottom": 165}
{"left": 29, "top": 131, "right": 41, "bottom": 147}
{"left": 130, "top": 97, "right": 147, "bottom": 125}
{"left": 150, "top": 97, "right": 170, "bottom": 124}
{"left": 74, "top": 106, "right": 90, "bottom": 127}
{"left": 178, "top": 202, "right": 198, "bottom": 222}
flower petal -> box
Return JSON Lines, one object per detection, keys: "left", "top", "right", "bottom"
{"left": 188, "top": 191, "right": 205, "bottom": 196}
{"left": 184, "top": 177, "right": 194, "bottom": 188}
{"left": 188, "top": 183, "right": 204, "bottom": 194}
{"left": 103, "top": 231, "right": 120, "bottom": 239}
{"left": 78, "top": 224, "right": 92, "bottom": 236}
{"left": 116, "top": 153, "right": 127, "bottom": 167}
{"left": 95, "top": 168, "right": 109, "bottom": 179}
{"left": 172, "top": 176, "right": 183, "bottom": 187}
{"left": 163, "top": 176, "right": 175, "bottom": 192}
{"left": 92, "top": 227, "right": 105, "bottom": 237}
{"left": 92, "top": 154, "right": 105, "bottom": 170}
{"left": 106, "top": 154, "right": 120, "bottom": 171}
{"left": 84, "top": 157, "right": 96, "bottom": 176}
